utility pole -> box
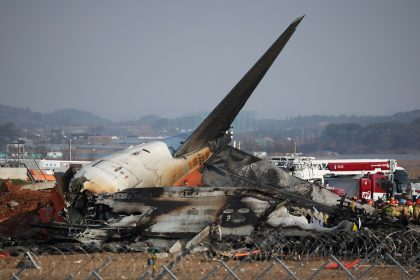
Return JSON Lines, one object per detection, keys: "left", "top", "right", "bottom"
{"left": 287, "top": 137, "right": 297, "bottom": 155}
{"left": 62, "top": 135, "right": 72, "bottom": 161}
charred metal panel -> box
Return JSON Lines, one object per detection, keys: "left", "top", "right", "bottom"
{"left": 85, "top": 186, "right": 287, "bottom": 236}
{"left": 202, "top": 146, "right": 371, "bottom": 213}
{"left": 219, "top": 196, "right": 260, "bottom": 236}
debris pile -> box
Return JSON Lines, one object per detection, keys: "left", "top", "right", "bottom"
{"left": 209, "top": 229, "right": 420, "bottom": 265}
{"left": 0, "top": 181, "right": 51, "bottom": 222}
{"left": 208, "top": 203, "right": 420, "bottom": 264}
{"left": 0, "top": 180, "right": 51, "bottom": 241}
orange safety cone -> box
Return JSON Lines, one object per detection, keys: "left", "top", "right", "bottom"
{"left": 324, "top": 259, "right": 360, "bottom": 269}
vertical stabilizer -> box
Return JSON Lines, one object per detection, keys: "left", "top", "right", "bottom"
{"left": 174, "top": 16, "right": 304, "bottom": 157}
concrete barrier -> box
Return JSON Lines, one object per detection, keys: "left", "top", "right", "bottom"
{"left": 0, "top": 167, "right": 28, "bottom": 180}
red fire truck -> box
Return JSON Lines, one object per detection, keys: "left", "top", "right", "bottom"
{"left": 271, "top": 157, "right": 414, "bottom": 201}
{"left": 358, "top": 172, "right": 389, "bottom": 201}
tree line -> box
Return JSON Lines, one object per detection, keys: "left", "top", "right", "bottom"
{"left": 0, "top": 123, "right": 18, "bottom": 149}
{"left": 1, "top": 117, "right": 420, "bottom": 155}
{"left": 318, "top": 118, "right": 420, "bottom": 154}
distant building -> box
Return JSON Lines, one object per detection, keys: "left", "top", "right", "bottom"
{"left": 47, "top": 152, "right": 63, "bottom": 159}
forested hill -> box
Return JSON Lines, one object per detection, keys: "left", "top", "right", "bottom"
{"left": 318, "top": 118, "right": 420, "bottom": 154}
{"left": 0, "top": 105, "right": 110, "bottom": 127}
{"left": 257, "top": 110, "right": 420, "bottom": 130}
{"left": 1, "top": 103, "right": 419, "bottom": 154}
{"left": 1, "top": 103, "right": 419, "bottom": 131}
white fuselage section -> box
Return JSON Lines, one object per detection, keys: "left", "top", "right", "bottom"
{"left": 71, "top": 141, "right": 211, "bottom": 194}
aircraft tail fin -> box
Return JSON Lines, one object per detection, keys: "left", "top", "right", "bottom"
{"left": 174, "top": 16, "right": 304, "bottom": 157}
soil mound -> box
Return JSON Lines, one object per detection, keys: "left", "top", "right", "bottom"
{"left": 0, "top": 181, "right": 51, "bottom": 223}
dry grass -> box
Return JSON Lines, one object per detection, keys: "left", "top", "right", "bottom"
{"left": 398, "top": 160, "right": 420, "bottom": 181}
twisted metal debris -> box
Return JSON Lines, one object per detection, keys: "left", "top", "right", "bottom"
{"left": 209, "top": 228, "right": 420, "bottom": 265}
{"left": 2, "top": 226, "right": 419, "bottom": 267}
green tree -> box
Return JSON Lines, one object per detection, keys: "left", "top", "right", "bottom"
{"left": 0, "top": 123, "right": 19, "bottom": 151}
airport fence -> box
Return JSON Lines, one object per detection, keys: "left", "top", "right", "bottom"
{"left": 1, "top": 229, "right": 419, "bottom": 280}
{"left": 1, "top": 242, "right": 419, "bottom": 280}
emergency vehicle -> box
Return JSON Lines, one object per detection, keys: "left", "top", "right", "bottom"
{"left": 270, "top": 156, "right": 416, "bottom": 201}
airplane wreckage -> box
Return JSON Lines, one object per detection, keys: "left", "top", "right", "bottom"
{"left": 8, "top": 16, "right": 420, "bottom": 262}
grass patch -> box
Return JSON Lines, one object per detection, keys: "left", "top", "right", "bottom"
{"left": 0, "top": 179, "right": 27, "bottom": 186}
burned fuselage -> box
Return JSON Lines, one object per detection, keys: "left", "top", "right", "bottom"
{"left": 64, "top": 135, "right": 216, "bottom": 223}
{"left": 60, "top": 184, "right": 341, "bottom": 244}
{"left": 55, "top": 144, "right": 368, "bottom": 245}
{"left": 55, "top": 16, "right": 371, "bottom": 244}
{"left": 62, "top": 16, "right": 306, "bottom": 228}
{"left": 54, "top": 15, "right": 382, "bottom": 249}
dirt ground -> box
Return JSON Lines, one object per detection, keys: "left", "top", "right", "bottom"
{"left": 0, "top": 252, "right": 418, "bottom": 280}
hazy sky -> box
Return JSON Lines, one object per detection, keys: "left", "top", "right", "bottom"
{"left": 1, "top": 1, "right": 419, "bottom": 121}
